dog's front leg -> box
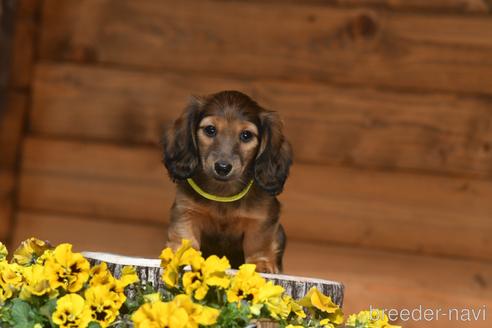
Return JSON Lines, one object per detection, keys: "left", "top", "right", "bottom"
{"left": 243, "top": 222, "right": 280, "bottom": 274}
{"left": 166, "top": 205, "right": 201, "bottom": 251}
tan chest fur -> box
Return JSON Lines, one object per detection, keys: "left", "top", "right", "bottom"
{"left": 175, "top": 191, "right": 270, "bottom": 238}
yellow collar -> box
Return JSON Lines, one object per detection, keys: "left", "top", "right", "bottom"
{"left": 186, "top": 178, "right": 254, "bottom": 202}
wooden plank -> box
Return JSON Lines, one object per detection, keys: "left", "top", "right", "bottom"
{"left": 0, "top": 92, "right": 28, "bottom": 169}
{"left": 12, "top": 211, "right": 167, "bottom": 257}
{"left": 19, "top": 138, "right": 492, "bottom": 261}
{"left": 9, "top": 16, "right": 36, "bottom": 88}
{"left": 7, "top": 0, "right": 39, "bottom": 89}
{"left": 315, "top": 0, "right": 491, "bottom": 13}
{"left": 19, "top": 138, "right": 170, "bottom": 224}
{"left": 18, "top": 172, "right": 171, "bottom": 225}
{"left": 286, "top": 241, "right": 492, "bottom": 328}
{"left": 282, "top": 164, "right": 492, "bottom": 262}
{"left": 38, "top": 0, "right": 492, "bottom": 95}
{"left": 16, "top": 0, "right": 40, "bottom": 20}
{"left": 0, "top": 0, "right": 15, "bottom": 90}
{"left": 10, "top": 0, "right": 41, "bottom": 89}
{"left": 0, "top": 170, "right": 14, "bottom": 242}
{"left": 31, "top": 64, "right": 492, "bottom": 177}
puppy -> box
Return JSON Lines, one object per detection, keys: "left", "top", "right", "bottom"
{"left": 162, "top": 90, "right": 292, "bottom": 273}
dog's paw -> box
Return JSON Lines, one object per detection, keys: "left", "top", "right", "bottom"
{"left": 250, "top": 259, "right": 279, "bottom": 274}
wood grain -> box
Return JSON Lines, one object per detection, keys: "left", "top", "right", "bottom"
{"left": 9, "top": 14, "right": 36, "bottom": 88}
{"left": 16, "top": 0, "right": 40, "bottom": 20}
{"left": 0, "top": 170, "right": 14, "bottom": 242}
{"left": 0, "top": 92, "right": 28, "bottom": 170}
{"left": 322, "top": 0, "right": 491, "bottom": 13}
{"left": 38, "top": 0, "right": 492, "bottom": 94}
{"left": 19, "top": 137, "right": 492, "bottom": 261}
{"left": 0, "top": 0, "right": 15, "bottom": 91}
{"left": 31, "top": 64, "right": 492, "bottom": 177}
{"left": 286, "top": 241, "right": 492, "bottom": 328}
{"left": 12, "top": 211, "right": 167, "bottom": 257}
{"left": 84, "top": 252, "right": 345, "bottom": 307}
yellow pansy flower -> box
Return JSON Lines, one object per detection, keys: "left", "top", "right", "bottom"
{"left": 284, "top": 295, "right": 306, "bottom": 319}
{"left": 183, "top": 271, "right": 204, "bottom": 298}
{"left": 143, "top": 292, "right": 161, "bottom": 303}
{"left": 193, "top": 305, "right": 220, "bottom": 326}
{"left": 298, "top": 287, "right": 344, "bottom": 326}
{"left": 110, "top": 265, "right": 139, "bottom": 303}
{"left": 201, "top": 255, "right": 230, "bottom": 288}
{"left": 52, "top": 293, "right": 92, "bottom": 328}
{"left": 119, "top": 265, "right": 139, "bottom": 287}
{"left": 257, "top": 281, "right": 284, "bottom": 302}
{"left": 85, "top": 285, "right": 119, "bottom": 327}
{"left": 227, "top": 264, "right": 266, "bottom": 303}
{"left": 36, "top": 248, "right": 54, "bottom": 265}
{"left": 13, "top": 237, "right": 51, "bottom": 266}
{"left": 0, "top": 242, "right": 7, "bottom": 261}
{"left": 45, "top": 243, "right": 90, "bottom": 292}
{"left": 173, "top": 294, "right": 220, "bottom": 327}
{"left": 160, "top": 247, "right": 175, "bottom": 267}
{"left": 88, "top": 262, "right": 133, "bottom": 307}
{"left": 160, "top": 248, "right": 184, "bottom": 288}
{"left": 345, "top": 309, "right": 401, "bottom": 328}
{"left": 160, "top": 240, "right": 205, "bottom": 288}
{"left": 132, "top": 300, "right": 189, "bottom": 328}
{"left": 298, "top": 287, "right": 338, "bottom": 313}
{"left": 0, "top": 260, "right": 23, "bottom": 303}
{"left": 19, "top": 264, "right": 52, "bottom": 299}
{"left": 253, "top": 283, "right": 306, "bottom": 321}
{"left": 183, "top": 255, "right": 230, "bottom": 300}
{"left": 320, "top": 318, "right": 337, "bottom": 328}
{"left": 0, "top": 261, "right": 23, "bottom": 286}
{"left": 180, "top": 248, "right": 205, "bottom": 271}
{"left": 253, "top": 282, "right": 290, "bottom": 320}
{"left": 90, "top": 262, "right": 114, "bottom": 286}
{"left": 132, "top": 294, "right": 219, "bottom": 328}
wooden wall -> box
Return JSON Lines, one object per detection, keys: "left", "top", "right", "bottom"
{"left": 1, "top": 1, "right": 491, "bottom": 327}
{"left": 0, "top": 0, "right": 37, "bottom": 246}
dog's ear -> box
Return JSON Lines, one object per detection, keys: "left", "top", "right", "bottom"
{"left": 162, "top": 96, "right": 203, "bottom": 181}
{"left": 254, "top": 110, "right": 293, "bottom": 196}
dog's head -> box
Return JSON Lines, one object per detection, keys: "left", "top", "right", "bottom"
{"left": 163, "top": 90, "right": 292, "bottom": 196}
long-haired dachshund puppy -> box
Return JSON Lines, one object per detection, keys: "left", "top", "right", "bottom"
{"left": 162, "top": 90, "right": 292, "bottom": 273}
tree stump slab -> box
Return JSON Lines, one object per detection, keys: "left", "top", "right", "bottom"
{"left": 83, "top": 251, "right": 345, "bottom": 307}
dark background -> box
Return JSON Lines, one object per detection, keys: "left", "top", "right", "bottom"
{"left": 1, "top": 1, "right": 491, "bottom": 327}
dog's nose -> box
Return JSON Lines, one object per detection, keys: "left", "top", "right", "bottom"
{"left": 214, "top": 161, "right": 232, "bottom": 176}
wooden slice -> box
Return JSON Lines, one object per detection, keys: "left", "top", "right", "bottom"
{"left": 83, "top": 251, "right": 345, "bottom": 307}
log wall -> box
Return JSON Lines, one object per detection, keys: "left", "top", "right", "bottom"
{"left": 1, "top": 1, "right": 491, "bottom": 327}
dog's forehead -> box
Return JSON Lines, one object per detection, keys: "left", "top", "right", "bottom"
{"left": 202, "top": 101, "right": 260, "bottom": 123}
{"left": 199, "top": 115, "right": 258, "bottom": 134}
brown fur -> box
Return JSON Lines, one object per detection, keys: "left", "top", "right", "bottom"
{"left": 162, "top": 91, "right": 292, "bottom": 273}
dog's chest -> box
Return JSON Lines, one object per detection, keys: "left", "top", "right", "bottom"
{"left": 184, "top": 198, "right": 268, "bottom": 236}
{"left": 199, "top": 207, "right": 256, "bottom": 268}
{"left": 203, "top": 206, "right": 256, "bottom": 235}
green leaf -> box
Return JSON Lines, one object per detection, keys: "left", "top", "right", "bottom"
{"left": 215, "top": 302, "right": 251, "bottom": 328}
{"left": 0, "top": 300, "right": 15, "bottom": 325}
{"left": 39, "top": 298, "right": 57, "bottom": 325}
{"left": 88, "top": 322, "right": 102, "bottom": 328}
{"left": 11, "top": 299, "right": 34, "bottom": 328}
{"left": 8, "top": 298, "right": 50, "bottom": 328}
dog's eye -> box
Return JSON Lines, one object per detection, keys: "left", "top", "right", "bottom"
{"left": 240, "top": 130, "right": 253, "bottom": 142}
{"left": 203, "top": 125, "right": 217, "bottom": 137}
